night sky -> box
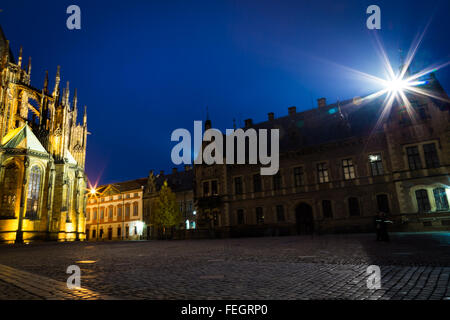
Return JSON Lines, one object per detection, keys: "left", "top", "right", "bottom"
{"left": 1, "top": 0, "right": 449, "bottom": 186}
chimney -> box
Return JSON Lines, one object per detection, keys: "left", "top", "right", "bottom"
{"left": 172, "top": 168, "right": 178, "bottom": 174}
{"left": 317, "top": 98, "right": 327, "bottom": 108}
{"left": 245, "top": 119, "right": 253, "bottom": 128}
{"left": 288, "top": 106, "right": 297, "bottom": 116}
{"left": 268, "top": 112, "right": 275, "bottom": 121}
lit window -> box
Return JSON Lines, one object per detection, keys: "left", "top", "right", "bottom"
{"left": 369, "top": 154, "right": 384, "bottom": 176}
{"left": 342, "top": 159, "right": 356, "bottom": 180}
{"left": 26, "top": 166, "right": 41, "bottom": 219}
{"left": 317, "top": 163, "right": 329, "bottom": 183}
{"left": 433, "top": 188, "right": 449, "bottom": 211}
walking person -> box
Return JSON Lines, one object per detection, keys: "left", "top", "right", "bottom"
{"left": 374, "top": 212, "right": 383, "bottom": 241}
{"left": 380, "top": 212, "right": 393, "bottom": 242}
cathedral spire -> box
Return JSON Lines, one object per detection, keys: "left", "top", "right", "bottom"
{"left": 27, "top": 56, "right": 31, "bottom": 76}
{"left": 64, "top": 81, "right": 70, "bottom": 106}
{"left": 53, "top": 66, "right": 60, "bottom": 98}
{"left": 43, "top": 70, "right": 49, "bottom": 94}
{"left": 83, "top": 105, "right": 87, "bottom": 126}
{"left": 18, "top": 46, "right": 22, "bottom": 68}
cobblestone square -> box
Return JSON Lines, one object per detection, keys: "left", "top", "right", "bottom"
{"left": 0, "top": 232, "right": 449, "bottom": 300}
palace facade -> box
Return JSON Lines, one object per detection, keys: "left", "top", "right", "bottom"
{"left": 85, "top": 179, "right": 147, "bottom": 241}
{"left": 85, "top": 166, "right": 195, "bottom": 241}
{"left": 0, "top": 26, "right": 88, "bottom": 243}
{"left": 195, "top": 73, "right": 450, "bottom": 237}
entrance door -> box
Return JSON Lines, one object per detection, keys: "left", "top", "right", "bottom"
{"left": 295, "top": 203, "right": 314, "bottom": 235}
{"left": 108, "top": 228, "right": 113, "bottom": 240}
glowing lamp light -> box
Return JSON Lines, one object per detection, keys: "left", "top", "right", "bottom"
{"left": 90, "top": 188, "right": 96, "bottom": 195}
{"left": 387, "top": 78, "right": 407, "bottom": 93}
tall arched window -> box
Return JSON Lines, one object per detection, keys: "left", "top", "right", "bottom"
{"left": 1, "top": 162, "right": 20, "bottom": 217}
{"left": 26, "top": 166, "right": 42, "bottom": 219}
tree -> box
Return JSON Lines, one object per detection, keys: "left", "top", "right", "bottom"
{"left": 150, "top": 181, "right": 181, "bottom": 239}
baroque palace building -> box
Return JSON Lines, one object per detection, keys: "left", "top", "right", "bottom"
{"left": 0, "top": 26, "right": 88, "bottom": 243}
{"left": 86, "top": 166, "right": 195, "bottom": 241}
{"left": 85, "top": 179, "right": 147, "bottom": 241}
{"left": 194, "top": 72, "right": 450, "bottom": 237}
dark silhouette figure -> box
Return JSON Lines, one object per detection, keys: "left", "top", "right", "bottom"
{"left": 375, "top": 212, "right": 393, "bottom": 242}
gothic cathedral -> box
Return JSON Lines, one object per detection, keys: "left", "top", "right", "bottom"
{"left": 0, "top": 26, "right": 88, "bottom": 243}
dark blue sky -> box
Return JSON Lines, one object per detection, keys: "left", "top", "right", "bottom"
{"left": 1, "top": 0, "right": 449, "bottom": 185}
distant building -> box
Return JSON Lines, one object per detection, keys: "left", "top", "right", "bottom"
{"left": 143, "top": 166, "right": 195, "bottom": 239}
{"left": 85, "top": 166, "right": 195, "bottom": 241}
{"left": 0, "top": 25, "right": 89, "bottom": 243}
{"left": 85, "top": 179, "right": 146, "bottom": 241}
{"left": 194, "top": 73, "right": 450, "bottom": 236}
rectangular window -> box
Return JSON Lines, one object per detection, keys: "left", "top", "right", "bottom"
{"left": 407, "top": 146, "right": 422, "bottom": 170}
{"left": 276, "top": 205, "right": 285, "bottom": 222}
{"left": 234, "top": 177, "right": 243, "bottom": 195}
{"left": 369, "top": 154, "right": 384, "bottom": 176}
{"left": 211, "top": 180, "right": 218, "bottom": 195}
{"left": 253, "top": 174, "right": 262, "bottom": 192}
{"left": 100, "top": 208, "right": 104, "bottom": 219}
{"left": 415, "top": 189, "right": 430, "bottom": 212}
{"left": 125, "top": 206, "right": 130, "bottom": 217}
{"left": 108, "top": 207, "right": 113, "bottom": 218}
{"left": 256, "top": 207, "right": 264, "bottom": 224}
{"left": 294, "top": 167, "right": 304, "bottom": 187}
{"left": 376, "top": 194, "right": 390, "bottom": 213}
{"left": 203, "top": 181, "right": 210, "bottom": 196}
{"left": 433, "top": 188, "right": 449, "bottom": 211}
{"left": 237, "top": 209, "right": 244, "bottom": 225}
{"left": 348, "top": 197, "right": 360, "bottom": 216}
{"left": 317, "top": 163, "right": 329, "bottom": 183}
{"left": 423, "top": 143, "right": 440, "bottom": 168}
{"left": 322, "top": 200, "right": 333, "bottom": 218}
{"left": 117, "top": 206, "right": 122, "bottom": 218}
{"left": 133, "top": 204, "right": 138, "bottom": 216}
{"left": 342, "top": 159, "right": 356, "bottom": 180}
{"left": 273, "top": 173, "right": 282, "bottom": 191}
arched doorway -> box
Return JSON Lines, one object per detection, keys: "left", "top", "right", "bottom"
{"left": 295, "top": 203, "right": 314, "bottom": 235}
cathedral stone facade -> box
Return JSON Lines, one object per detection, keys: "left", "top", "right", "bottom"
{"left": 0, "top": 26, "right": 88, "bottom": 243}
{"left": 195, "top": 74, "right": 450, "bottom": 237}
